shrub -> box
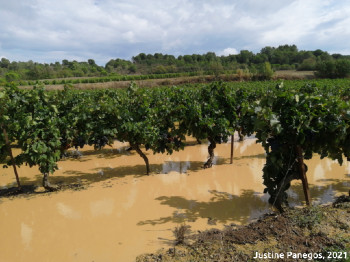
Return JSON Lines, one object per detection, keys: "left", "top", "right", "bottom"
{"left": 5, "top": 71, "right": 20, "bottom": 82}
{"left": 236, "top": 68, "right": 252, "bottom": 81}
{"left": 261, "top": 62, "right": 274, "bottom": 79}
{"left": 335, "top": 59, "right": 350, "bottom": 78}
{"left": 0, "top": 77, "right": 6, "bottom": 85}
{"left": 316, "top": 59, "right": 350, "bottom": 78}
{"left": 298, "top": 58, "right": 317, "bottom": 71}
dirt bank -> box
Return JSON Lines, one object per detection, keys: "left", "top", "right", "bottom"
{"left": 137, "top": 198, "right": 350, "bottom": 262}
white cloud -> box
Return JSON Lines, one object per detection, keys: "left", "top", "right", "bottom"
{"left": 0, "top": 0, "right": 350, "bottom": 64}
{"left": 218, "top": 48, "right": 239, "bottom": 56}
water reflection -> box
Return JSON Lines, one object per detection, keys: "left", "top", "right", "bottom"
{"left": 289, "top": 179, "right": 350, "bottom": 206}
{"left": 90, "top": 198, "right": 115, "bottom": 217}
{"left": 162, "top": 160, "right": 191, "bottom": 174}
{"left": 137, "top": 190, "right": 269, "bottom": 226}
{"left": 56, "top": 202, "right": 81, "bottom": 219}
{"left": 21, "top": 223, "right": 33, "bottom": 249}
{"left": 238, "top": 137, "right": 258, "bottom": 155}
{"left": 313, "top": 163, "right": 326, "bottom": 181}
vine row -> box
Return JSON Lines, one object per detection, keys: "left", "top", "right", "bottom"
{"left": 1, "top": 80, "right": 350, "bottom": 211}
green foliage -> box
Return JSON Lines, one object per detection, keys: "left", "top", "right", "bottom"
{"left": 256, "top": 62, "right": 274, "bottom": 80}
{"left": 54, "top": 86, "right": 119, "bottom": 152}
{"left": 1, "top": 45, "right": 349, "bottom": 85}
{"left": 179, "top": 82, "right": 233, "bottom": 142}
{"left": 0, "top": 58, "right": 10, "bottom": 68}
{"left": 0, "top": 84, "right": 61, "bottom": 188}
{"left": 117, "top": 84, "right": 157, "bottom": 148}
{"left": 316, "top": 59, "right": 350, "bottom": 78}
{"left": 5, "top": 71, "right": 20, "bottom": 82}
{"left": 254, "top": 82, "right": 350, "bottom": 210}
{"left": 2, "top": 79, "right": 350, "bottom": 203}
{"left": 178, "top": 82, "right": 239, "bottom": 167}
{"left": 298, "top": 57, "right": 317, "bottom": 71}
{"left": 236, "top": 68, "right": 252, "bottom": 81}
{"left": 116, "top": 84, "right": 184, "bottom": 157}
{"left": 289, "top": 206, "right": 323, "bottom": 229}
{"left": 0, "top": 85, "right": 28, "bottom": 166}
{"left": 15, "top": 85, "right": 61, "bottom": 175}
{"left": 0, "top": 90, "right": 9, "bottom": 164}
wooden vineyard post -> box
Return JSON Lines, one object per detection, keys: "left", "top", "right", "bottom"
{"left": 295, "top": 146, "right": 310, "bottom": 206}
{"left": 230, "top": 135, "right": 234, "bottom": 164}
{"left": 2, "top": 127, "right": 21, "bottom": 190}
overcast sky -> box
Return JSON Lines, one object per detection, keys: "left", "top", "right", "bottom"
{"left": 1, "top": 0, "right": 350, "bottom": 65}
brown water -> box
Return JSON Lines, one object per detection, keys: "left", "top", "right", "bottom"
{"left": 0, "top": 136, "right": 349, "bottom": 262}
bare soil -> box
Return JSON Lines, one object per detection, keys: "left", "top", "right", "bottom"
{"left": 274, "top": 70, "right": 315, "bottom": 80}
{"left": 137, "top": 196, "right": 350, "bottom": 262}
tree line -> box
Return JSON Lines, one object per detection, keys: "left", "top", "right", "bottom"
{"left": 1, "top": 44, "right": 350, "bottom": 84}
{"left": 0, "top": 45, "right": 350, "bottom": 83}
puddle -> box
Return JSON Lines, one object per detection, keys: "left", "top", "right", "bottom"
{"left": 0, "top": 136, "right": 349, "bottom": 261}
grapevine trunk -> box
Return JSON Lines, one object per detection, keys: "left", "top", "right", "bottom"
{"left": 42, "top": 173, "right": 56, "bottom": 191}
{"left": 2, "top": 127, "right": 21, "bottom": 190}
{"left": 238, "top": 128, "right": 244, "bottom": 141}
{"left": 132, "top": 143, "right": 150, "bottom": 175}
{"left": 204, "top": 137, "right": 216, "bottom": 168}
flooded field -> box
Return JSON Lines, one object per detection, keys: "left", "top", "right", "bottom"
{"left": 0, "top": 136, "right": 349, "bottom": 262}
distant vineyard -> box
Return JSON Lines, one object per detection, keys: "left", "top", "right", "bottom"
{"left": 1, "top": 79, "right": 350, "bottom": 211}
{"left": 11, "top": 71, "right": 203, "bottom": 86}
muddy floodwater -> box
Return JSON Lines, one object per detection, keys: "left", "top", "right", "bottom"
{"left": 1, "top": 136, "right": 349, "bottom": 262}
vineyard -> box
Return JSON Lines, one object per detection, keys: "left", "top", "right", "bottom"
{"left": 1, "top": 79, "right": 350, "bottom": 212}
{"left": 10, "top": 71, "right": 202, "bottom": 87}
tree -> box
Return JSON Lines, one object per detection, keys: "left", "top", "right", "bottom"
{"left": 237, "top": 50, "right": 254, "bottom": 64}
{"left": 128, "top": 64, "right": 137, "bottom": 73}
{"left": 253, "top": 53, "right": 268, "bottom": 64}
{"left": 298, "top": 57, "right": 317, "bottom": 71}
{"left": 315, "top": 61, "right": 336, "bottom": 78}
{"left": 260, "top": 46, "right": 275, "bottom": 62}
{"left": 335, "top": 59, "right": 350, "bottom": 78}
{"left": 62, "top": 59, "right": 69, "bottom": 66}
{"left": 316, "top": 59, "right": 350, "bottom": 78}
{"left": 313, "top": 49, "right": 324, "bottom": 57}
{"left": 0, "top": 58, "right": 10, "bottom": 68}
{"left": 88, "top": 59, "right": 96, "bottom": 66}
{"left": 204, "top": 52, "right": 217, "bottom": 62}
{"left": 208, "top": 62, "right": 224, "bottom": 77}
{"left": 183, "top": 55, "right": 193, "bottom": 63}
